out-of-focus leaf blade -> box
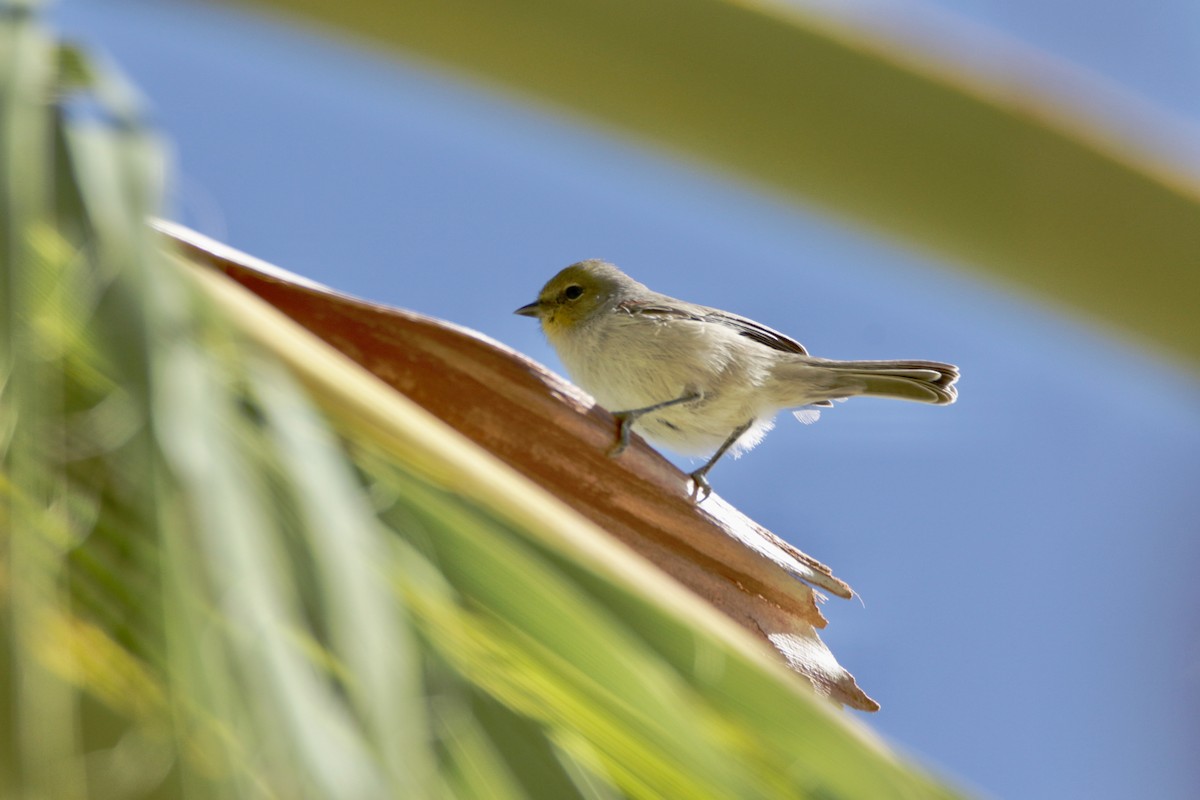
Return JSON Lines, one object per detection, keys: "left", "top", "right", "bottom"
{"left": 239, "top": 0, "right": 1200, "bottom": 364}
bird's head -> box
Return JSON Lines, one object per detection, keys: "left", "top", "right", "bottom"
{"left": 514, "top": 259, "right": 635, "bottom": 335}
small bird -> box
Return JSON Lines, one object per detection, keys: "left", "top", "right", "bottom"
{"left": 516, "top": 260, "right": 958, "bottom": 500}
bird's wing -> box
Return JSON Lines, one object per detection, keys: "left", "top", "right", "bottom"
{"left": 618, "top": 299, "right": 810, "bottom": 355}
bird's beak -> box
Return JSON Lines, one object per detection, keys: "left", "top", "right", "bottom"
{"left": 514, "top": 301, "right": 542, "bottom": 318}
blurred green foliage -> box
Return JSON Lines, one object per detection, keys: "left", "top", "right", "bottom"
{"left": 0, "top": 5, "right": 964, "bottom": 798}
{"left": 243, "top": 0, "right": 1200, "bottom": 365}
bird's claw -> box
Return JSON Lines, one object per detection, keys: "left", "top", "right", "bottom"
{"left": 687, "top": 470, "right": 713, "bottom": 503}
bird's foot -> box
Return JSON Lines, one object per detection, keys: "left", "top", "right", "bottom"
{"left": 607, "top": 411, "right": 635, "bottom": 458}
{"left": 687, "top": 469, "right": 713, "bottom": 503}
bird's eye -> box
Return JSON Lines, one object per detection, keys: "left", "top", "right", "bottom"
{"left": 563, "top": 284, "right": 584, "bottom": 300}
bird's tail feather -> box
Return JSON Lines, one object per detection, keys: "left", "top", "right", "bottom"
{"left": 778, "top": 358, "right": 959, "bottom": 406}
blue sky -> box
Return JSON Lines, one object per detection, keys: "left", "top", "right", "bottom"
{"left": 55, "top": 1, "right": 1200, "bottom": 797}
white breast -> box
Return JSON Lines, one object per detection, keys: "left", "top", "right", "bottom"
{"left": 547, "top": 312, "right": 781, "bottom": 456}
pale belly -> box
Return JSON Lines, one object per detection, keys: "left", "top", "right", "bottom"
{"left": 550, "top": 316, "right": 781, "bottom": 456}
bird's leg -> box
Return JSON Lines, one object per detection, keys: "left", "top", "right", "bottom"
{"left": 608, "top": 390, "right": 702, "bottom": 457}
{"left": 687, "top": 419, "right": 754, "bottom": 503}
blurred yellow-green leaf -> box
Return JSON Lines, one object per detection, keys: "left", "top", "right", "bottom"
{"left": 240, "top": 0, "right": 1200, "bottom": 365}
